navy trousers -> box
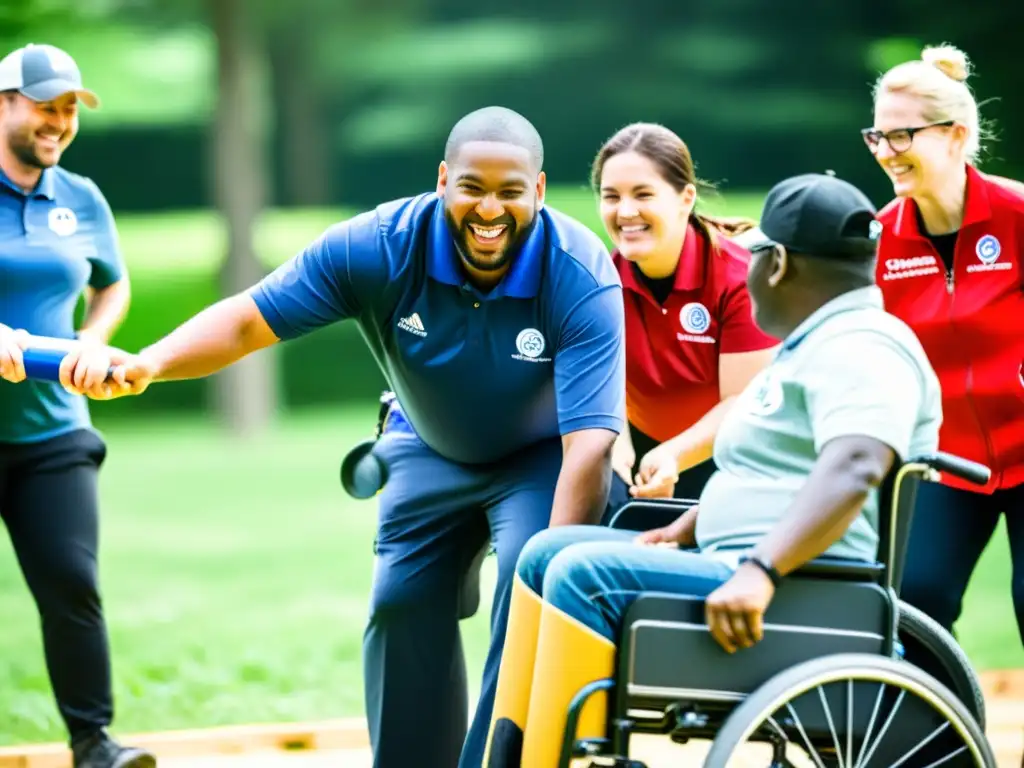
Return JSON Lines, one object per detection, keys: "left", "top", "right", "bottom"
{"left": 363, "top": 429, "right": 562, "bottom": 768}
{"left": 900, "top": 479, "right": 1024, "bottom": 646}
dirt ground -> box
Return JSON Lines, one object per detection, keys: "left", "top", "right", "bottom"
{"left": 156, "top": 700, "right": 1023, "bottom": 768}
{"left": 3, "top": 680, "right": 1021, "bottom": 768}
{"left": 155, "top": 717, "right": 1021, "bottom": 768}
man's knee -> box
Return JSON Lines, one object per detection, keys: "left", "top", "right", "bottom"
{"left": 368, "top": 565, "right": 451, "bottom": 627}
{"left": 540, "top": 546, "right": 596, "bottom": 610}
{"left": 515, "top": 527, "right": 586, "bottom": 596}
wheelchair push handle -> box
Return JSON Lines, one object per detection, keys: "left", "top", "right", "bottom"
{"left": 21, "top": 335, "right": 116, "bottom": 383}
{"left": 918, "top": 452, "right": 991, "bottom": 487}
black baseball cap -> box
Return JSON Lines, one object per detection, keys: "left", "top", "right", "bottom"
{"left": 0, "top": 43, "right": 99, "bottom": 108}
{"left": 739, "top": 172, "right": 881, "bottom": 260}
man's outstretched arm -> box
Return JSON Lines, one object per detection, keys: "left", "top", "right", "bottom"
{"left": 140, "top": 292, "right": 279, "bottom": 382}
{"left": 99, "top": 213, "right": 385, "bottom": 398}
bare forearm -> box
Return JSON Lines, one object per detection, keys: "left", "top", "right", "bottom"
{"left": 665, "top": 396, "right": 735, "bottom": 472}
{"left": 753, "top": 441, "right": 890, "bottom": 575}
{"left": 671, "top": 504, "right": 700, "bottom": 546}
{"left": 79, "top": 281, "right": 131, "bottom": 344}
{"left": 142, "top": 294, "right": 278, "bottom": 381}
{"left": 549, "top": 432, "right": 615, "bottom": 527}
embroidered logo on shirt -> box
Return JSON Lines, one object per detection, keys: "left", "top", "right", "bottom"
{"left": 678, "top": 302, "right": 715, "bottom": 344}
{"left": 48, "top": 207, "right": 77, "bottom": 237}
{"left": 745, "top": 370, "right": 784, "bottom": 417}
{"left": 397, "top": 312, "right": 427, "bottom": 337}
{"left": 967, "top": 235, "right": 1011, "bottom": 273}
{"left": 881, "top": 255, "right": 940, "bottom": 281}
{"left": 512, "top": 328, "right": 550, "bottom": 363}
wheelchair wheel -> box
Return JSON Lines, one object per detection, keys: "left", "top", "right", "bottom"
{"left": 704, "top": 653, "right": 995, "bottom": 768}
{"left": 897, "top": 600, "right": 987, "bottom": 729}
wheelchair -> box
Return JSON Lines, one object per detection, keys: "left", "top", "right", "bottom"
{"left": 560, "top": 452, "right": 997, "bottom": 767}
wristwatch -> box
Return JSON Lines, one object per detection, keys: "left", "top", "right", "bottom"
{"left": 738, "top": 553, "right": 782, "bottom": 587}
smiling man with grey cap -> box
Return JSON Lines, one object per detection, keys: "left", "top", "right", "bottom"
{"left": 0, "top": 43, "right": 149, "bottom": 768}
{"left": 483, "top": 172, "right": 945, "bottom": 767}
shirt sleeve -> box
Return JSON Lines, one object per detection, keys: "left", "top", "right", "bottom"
{"left": 248, "top": 211, "right": 386, "bottom": 341}
{"left": 802, "top": 332, "right": 926, "bottom": 459}
{"left": 553, "top": 284, "right": 627, "bottom": 436}
{"left": 84, "top": 180, "right": 125, "bottom": 290}
{"left": 718, "top": 277, "right": 779, "bottom": 354}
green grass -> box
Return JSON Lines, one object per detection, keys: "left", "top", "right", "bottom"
{"left": 0, "top": 407, "right": 497, "bottom": 745}
{"left": 0, "top": 409, "right": 1020, "bottom": 746}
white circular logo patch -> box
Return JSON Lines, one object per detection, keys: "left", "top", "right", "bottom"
{"left": 515, "top": 328, "right": 545, "bottom": 359}
{"left": 746, "top": 371, "right": 784, "bottom": 417}
{"left": 679, "top": 302, "right": 711, "bottom": 335}
{"left": 975, "top": 235, "right": 1000, "bottom": 264}
{"left": 48, "top": 207, "right": 77, "bottom": 237}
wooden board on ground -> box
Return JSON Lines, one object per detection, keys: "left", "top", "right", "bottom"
{"left": 1, "top": 671, "right": 1020, "bottom": 768}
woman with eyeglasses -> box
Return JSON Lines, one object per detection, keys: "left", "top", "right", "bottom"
{"left": 866, "top": 44, "right": 1024, "bottom": 647}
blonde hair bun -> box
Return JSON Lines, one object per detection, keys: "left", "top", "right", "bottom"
{"left": 922, "top": 44, "right": 970, "bottom": 83}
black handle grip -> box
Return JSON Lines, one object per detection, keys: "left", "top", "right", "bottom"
{"left": 340, "top": 439, "right": 388, "bottom": 499}
{"left": 914, "top": 452, "right": 991, "bottom": 487}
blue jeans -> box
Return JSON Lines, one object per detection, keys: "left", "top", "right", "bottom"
{"left": 516, "top": 525, "right": 739, "bottom": 641}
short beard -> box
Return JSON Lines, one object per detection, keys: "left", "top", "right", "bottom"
{"left": 445, "top": 209, "right": 530, "bottom": 273}
{"left": 8, "top": 131, "right": 56, "bottom": 170}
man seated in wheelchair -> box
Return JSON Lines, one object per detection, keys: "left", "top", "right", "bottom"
{"left": 483, "top": 173, "right": 943, "bottom": 767}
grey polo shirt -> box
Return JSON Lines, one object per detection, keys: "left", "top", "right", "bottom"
{"left": 695, "top": 286, "right": 942, "bottom": 562}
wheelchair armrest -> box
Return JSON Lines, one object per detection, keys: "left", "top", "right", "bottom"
{"left": 607, "top": 498, "right": 698, "bottom": 532}
{"left": 794, "top": 556, "right": 884, "bottom": 582}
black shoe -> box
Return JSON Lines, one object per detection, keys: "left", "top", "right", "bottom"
{"left": 73, "top": 731, "right": 156, "bottom": 768}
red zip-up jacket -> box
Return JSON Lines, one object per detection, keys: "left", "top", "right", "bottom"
{"left": 876, "top": 165, "right": 1024, "bottom": 493}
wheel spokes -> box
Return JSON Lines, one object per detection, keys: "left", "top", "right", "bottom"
{"left": 751, "top": 678, "right": 980, "bottom": 768}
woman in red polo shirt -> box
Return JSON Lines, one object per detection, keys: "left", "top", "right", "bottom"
{"left": 867, "top": 44, "right": 1024, "bottom": 644}
{"left": 591, "top": 123, "right": 779, "bottom": 518}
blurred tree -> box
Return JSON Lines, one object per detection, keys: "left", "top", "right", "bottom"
{"left": 263, "top": 0, "right": 425, "bottom": 206}
{"left": 206, "top": 0, "right": 278, "bottom": 436}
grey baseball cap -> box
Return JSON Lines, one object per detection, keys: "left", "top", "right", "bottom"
{"left": 0, "top": 43, "right": 99, "bottom": 108}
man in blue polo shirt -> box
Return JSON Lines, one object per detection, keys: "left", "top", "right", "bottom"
{"left": 89, "top": 106, "right": 626, "bottom": 768}
{"left": 0, "top": 44, "right": 153, "bottom": 768}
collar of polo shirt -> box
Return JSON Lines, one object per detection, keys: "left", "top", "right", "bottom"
{"left": 0, "top": 165, "right": 56, "bottom": 198}
{"left": 889, "top": 164, "right": 994, "bottom": 240}
{"left": 617, "top": 221, "right": 707, "bottom": 296}
{"left": 781, "top": 285, "right": 885, "bottom": 352}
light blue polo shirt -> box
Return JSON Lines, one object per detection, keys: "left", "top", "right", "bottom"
{"left": 695, "top": 286, "right": 942, "bottom": 561}
{"left": 0, "top": 167, "right": 124, "bottom": 444}
{"left": 250, "top": 192, "right": 626, "bottom": 465}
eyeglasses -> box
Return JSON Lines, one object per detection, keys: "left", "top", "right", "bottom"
{"left": 861, "top": 121, "right": 955, "bottom": 154}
